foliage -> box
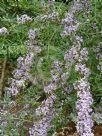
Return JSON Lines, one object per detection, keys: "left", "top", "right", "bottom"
{"left": 0, "top": 0, "right": 102, "bottom": 136}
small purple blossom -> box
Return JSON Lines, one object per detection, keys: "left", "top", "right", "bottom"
{"left": 0, "top": 27, "right": 9, "bottom": 36}
{"left": 75, "top": 63, "right": 90, "bottom": 77}
{"left": 36, "top": 12, "right": 58, "bottom": 22}
{"left": 44, "top": 82, "right": 57, "bottom": 94}
{"left": 79, "top": 48, "right": 89, "bottom": 62}
{"left": 17, "top": 14, "right": 32, "bottom": 24}
{"left": 28, "top": 29, "right": 39, "bottom": 40}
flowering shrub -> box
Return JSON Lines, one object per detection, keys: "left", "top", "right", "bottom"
{"left": 0, "top": 0, "right": 102, "bottom": 136}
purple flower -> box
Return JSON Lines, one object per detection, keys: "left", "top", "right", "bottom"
{"left": 17, "top": 14, "right": 32, "bottom": 24}
{"left": 0, "top": 27, "right": 9, "bottom": 36}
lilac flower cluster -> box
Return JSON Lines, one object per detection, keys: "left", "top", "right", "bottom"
{"left": 75, "top": 63, "right": 90, "bottom": 77}
{"left": 64, "top": 45, "right": 80, "bottom": 67}
{"left": 17, "top": 14, "right": 32, "bottom": 24}
{"left": 60, "top": 0, "right": 91, "bottom": 38}
{"left": 29, "top": 93, "right": 56, "bottom": 136}
{"left": 81, "top": 0, "right": 91, "bottom": 14}
{"left": 44, "top": 60, "right": 63, "bottom": 94}
{"left": 29, "top": 60, "right": 62, "bottom": 136}
{"left": 70, "top": 1, "right": 83, "bottom": 13}
{"left": 61, "top": 13, "right": 80, "bottom": 37}
{"left": 60, "top": 1, "right": 83, "bottom": 37}
{"left": 60, "top": 1, "right": 94, "bottom": 135}
{"left": 64, "top": 36, "right": 83, "bottom": 68}
{"left": 50, "top": 60, "right": 62, "bottom": 82}
{"left": 44, "top": 82, "right": 57, "bottom": 94}
{"left": 29, "top": 96, "right": 56, "bottom": 136}
{"left": 74, "top": 78, "right": 94, "bottom": 136}
{"left": 29, "top": 103, "right": 55, "bottom": 136}
{"left": 36, "top": 94, "right": 56, "bottom": 116}
{"left": 0, "top": 27, "right": 9, "bottom": 36}
{"left": 28, "top": 29, "right": 39, "bottom": 40}
{"left": 79, "top": 48, "right": 89, "bottom": 62}
{"left": 6, "top": 28, "right": 41, "bottom": 95}
{"left": 73, "top": 38, "right": 94, "bottom": 136}
{"left": 60, "top": 1, "right": 85, "bottom": 90}
{"left": 36, "top": 12, "right": 58, "bottom": 22}
{"left": 61, "top": 43, "right": 80, "bottom": 93}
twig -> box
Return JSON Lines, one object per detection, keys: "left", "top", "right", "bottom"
{"left": 0, "top": 56, "right": 7, "bottom": 99}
